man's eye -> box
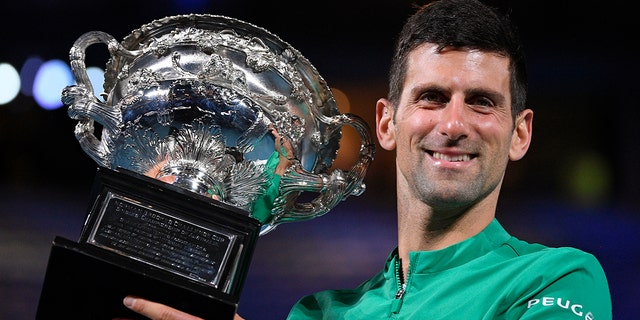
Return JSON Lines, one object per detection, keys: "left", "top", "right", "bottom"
{"left": 469, "top": 96, "right": 495, "bottom": 108}
{"left": 420, "top": 91, "right": 447, "bottom": 104}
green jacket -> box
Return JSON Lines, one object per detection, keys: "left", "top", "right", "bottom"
{"left": 287, "top": 219, "right": 612, "bottom": 319}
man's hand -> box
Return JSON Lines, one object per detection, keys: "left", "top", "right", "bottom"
{"left": 121, "top": 296, "right": 245, "bottom": 320}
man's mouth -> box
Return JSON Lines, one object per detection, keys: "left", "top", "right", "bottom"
{"left": 431, "top": 151, "right": 473, "bottom": 162}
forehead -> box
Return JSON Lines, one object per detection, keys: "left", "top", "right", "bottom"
{"left": 405, "top": 43, "right": 511, "bottom": 90}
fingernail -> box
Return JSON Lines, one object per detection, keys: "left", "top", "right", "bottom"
{"left": 123, "top": 296, "right": 136, "bottom": 308}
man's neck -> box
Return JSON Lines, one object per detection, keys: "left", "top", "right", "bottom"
{"left": 395, "top": 195, "right": 498, "bottom": 278}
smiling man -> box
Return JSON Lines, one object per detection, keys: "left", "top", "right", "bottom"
{"left": 285, "top": 0, "right": 612, "bottom": 318}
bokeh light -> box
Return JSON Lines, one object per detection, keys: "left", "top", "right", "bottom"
{"left": 32, "top": 59, "right": 73, "bottom": 110}
{"left": 86, "top": 66, "right": 106, "bottom": 101}
{"left": 20, "top": 56, "right": 44, "bottom": 97}
{"left": 0, "top": 63, "right": 21, "bottom": 105}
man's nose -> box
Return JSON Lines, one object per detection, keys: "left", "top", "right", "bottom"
{"left": 438, "top": 97, "right": 468, "bottom": 141}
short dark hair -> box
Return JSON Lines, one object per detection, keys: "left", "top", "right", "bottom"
{"left": 388, "top": 0, "right": 527, "bottom": 118}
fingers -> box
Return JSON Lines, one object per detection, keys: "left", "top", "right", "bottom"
{"left": 122, "top": 296, "right": 203, "bottom": 320}
{"left": 270, "top": 126, "right": 281, "bottom": 140}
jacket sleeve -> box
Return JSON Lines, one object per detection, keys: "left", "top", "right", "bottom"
{"left": 509, "top": 250, "right": 612, "bottom": 320}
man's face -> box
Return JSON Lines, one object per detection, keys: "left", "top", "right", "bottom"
{"left": 377, "top": 43, "right": 532, "bottom": 212}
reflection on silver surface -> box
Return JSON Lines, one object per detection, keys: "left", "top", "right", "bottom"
{"left": 62, "top": 14, "right": 375, "bottom": 234}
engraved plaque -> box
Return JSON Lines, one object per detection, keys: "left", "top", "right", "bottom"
{"left": 37, "top": 167, "right": 260, "bottom": 319}
{"left": 88, "top": 193, "right": 235, "bottom": 288}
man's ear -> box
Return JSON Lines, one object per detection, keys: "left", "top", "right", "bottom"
{"left": 376, "top": 98, "right": 396, "bottom": 151}
{"left": 509, "top": 109, "right": 533, "bottom": 161}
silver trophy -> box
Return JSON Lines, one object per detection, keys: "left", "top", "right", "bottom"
{"left": 37, "top": 14, "right": 374, "bottom": 319}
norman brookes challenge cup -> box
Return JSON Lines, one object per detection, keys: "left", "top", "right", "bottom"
{"left": 36, "top": 14, "right": 375, "bottom": 319}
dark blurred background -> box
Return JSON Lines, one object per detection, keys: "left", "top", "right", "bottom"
{"left": 0, "top": 0, "right": 638, "bottom": 319}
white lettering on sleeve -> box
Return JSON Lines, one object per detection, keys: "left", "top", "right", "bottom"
{"left": 526, "top": 297, "right": 594, "bottom": 319}
{"left": 571, "top": 304, "right": 583, "bottom": 317}
{"left": 557, "top": 298, "right": 570, "bottom": 309}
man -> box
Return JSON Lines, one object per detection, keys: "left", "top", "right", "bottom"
{"left": 124, "top": 0, "right": 612, "bottom": 318}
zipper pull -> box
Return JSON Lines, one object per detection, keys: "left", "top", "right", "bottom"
{"left": 391, "top": 285, "right": 405, "bottom": 314}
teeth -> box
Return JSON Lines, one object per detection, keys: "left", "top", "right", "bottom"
{"left": 432, "top": 152, "right": 471, "bottom": 162}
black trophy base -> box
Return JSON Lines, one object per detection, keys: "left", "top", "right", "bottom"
{"left": 36, "top": 236, "right": 236, "bottom": 320}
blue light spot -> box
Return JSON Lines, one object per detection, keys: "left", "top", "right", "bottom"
{"left": 33, "top": 59, "right": 73, "bottom": 110}
{"left": 20, "top": 56, "right": 44, "bottom": 96}
{"left": 87, "top": 66, "right": 106, "bottom": 102}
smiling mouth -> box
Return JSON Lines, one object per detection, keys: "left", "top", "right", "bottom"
{"left": 431, "top": 151, "right": 474, "bottom": 162}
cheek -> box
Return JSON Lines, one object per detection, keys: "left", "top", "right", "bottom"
{"left": 397, "top": 110, "right": 435, "bottom": 134}
{"left": 389, "top": 125, "right": 413, "bottom": 163}
{"left": 392, "top": 122, "right": 426, "bottom": 162}
{"left": 476, "top": 116, "right": 513, "bottom": 142}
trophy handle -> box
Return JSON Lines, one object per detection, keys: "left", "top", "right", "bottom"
{"left": 267, "top": 112, "right": 375, "bottom": 232}
{"left": 62, "top": 31, "right": 139, "bottom": 167}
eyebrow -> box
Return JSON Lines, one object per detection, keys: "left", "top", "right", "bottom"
{"left": 407, "top": 83, "right": 446, "bottom": 98}
{"left": 408, "top": 83, "right": 506, "bottom": 103}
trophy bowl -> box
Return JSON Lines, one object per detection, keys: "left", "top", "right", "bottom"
{"left": 63, "top": 14, "right": 375, "bottom": 235}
